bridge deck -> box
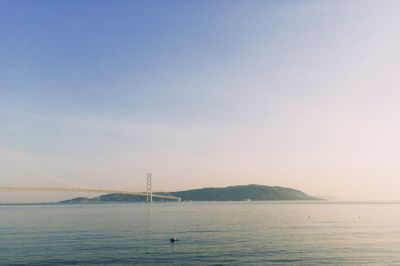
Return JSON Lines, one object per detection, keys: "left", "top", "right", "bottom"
{"left": 0, "top": 187, "right": 179, "bottom": 200}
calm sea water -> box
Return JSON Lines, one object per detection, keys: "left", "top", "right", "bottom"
{"left": 1, "top": 202, "right": 400, "bottom": 265}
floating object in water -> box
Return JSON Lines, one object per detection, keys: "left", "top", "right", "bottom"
{"left": 170, "top": 236, "right": 177, "bottom": 243}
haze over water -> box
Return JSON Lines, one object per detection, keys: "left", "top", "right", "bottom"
{"left": 2, "top": 202, "right": 400, "bottom": 265}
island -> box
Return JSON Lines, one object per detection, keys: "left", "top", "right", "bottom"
{"left": 58, "top": 184, "right": 321, "bottom": 203}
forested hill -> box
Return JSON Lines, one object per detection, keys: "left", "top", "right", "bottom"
{"left": 172, "top": 184, "right": 320, "bottom": 201}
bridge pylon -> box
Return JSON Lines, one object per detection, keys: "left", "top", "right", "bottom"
{"left": 146, "top": 173, "right": 152, "bottom": 202}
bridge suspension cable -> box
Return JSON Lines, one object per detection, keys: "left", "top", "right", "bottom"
{"left": 0, "top": 186, "right": 179, "bottom": 200}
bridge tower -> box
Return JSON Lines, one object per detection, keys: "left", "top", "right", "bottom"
{"left": 146, "top": 173, "right": 152, "bottom": 202}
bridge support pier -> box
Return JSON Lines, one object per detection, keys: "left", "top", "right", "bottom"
{"left": 146, "top": 173, "right": 152, "bottom": 203}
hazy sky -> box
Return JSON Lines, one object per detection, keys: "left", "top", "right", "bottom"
{"left": 1, "top": 0, "right": 400, "bottom": 202}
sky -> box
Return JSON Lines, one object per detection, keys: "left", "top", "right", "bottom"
{"left": 1, "top": 0, "right": 400, "bottom": 202}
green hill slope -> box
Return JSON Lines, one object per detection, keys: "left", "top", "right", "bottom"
{"left": 172, "top": 184, "right": 319, "bottom": 201}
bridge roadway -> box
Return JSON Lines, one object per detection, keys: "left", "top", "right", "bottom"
{"left": 0, "top": 186, "right": 179, "bottom": 201}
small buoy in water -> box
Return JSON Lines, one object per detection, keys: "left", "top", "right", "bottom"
{"left": 170, "top": 236, "right": 177, "bottom": 243}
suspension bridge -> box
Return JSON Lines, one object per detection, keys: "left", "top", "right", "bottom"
{"left": 0, "top": 173, "right": 180, "bottom": 202}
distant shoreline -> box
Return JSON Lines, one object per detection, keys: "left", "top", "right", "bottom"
{"left": 1, "top": 184, "right": 323, "bottom": 205}
{"left": 7, "top": 201, "right": 400, "bottom": 206}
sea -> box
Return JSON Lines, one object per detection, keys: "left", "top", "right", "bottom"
{"left": 1, "top": 201, "right": 400, "bottom": 265}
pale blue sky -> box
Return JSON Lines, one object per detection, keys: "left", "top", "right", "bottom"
{"left": 1, "top": 1, "right": 400, "bottom": 202}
